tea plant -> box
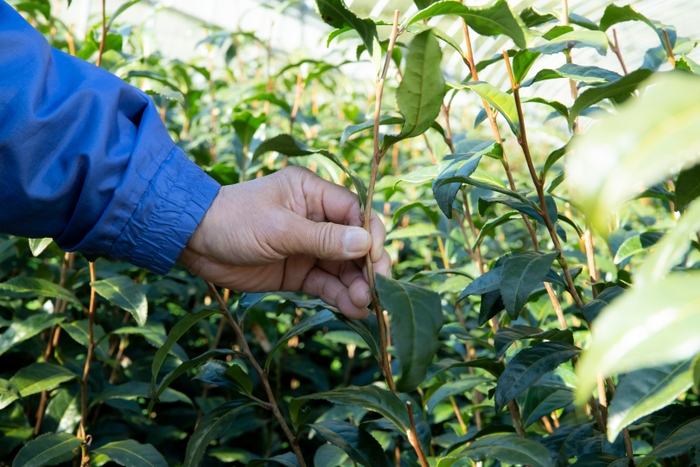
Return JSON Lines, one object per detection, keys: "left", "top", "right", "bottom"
{"left": 2, "top": 0, "right": 700, "bottom": 466}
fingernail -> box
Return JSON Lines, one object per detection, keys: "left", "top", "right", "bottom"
{"left": 344, "top": 228, "right": 370, "bottom": 255}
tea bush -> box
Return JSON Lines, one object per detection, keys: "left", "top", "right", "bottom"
{"left": 2, "top": 0, "right": 700, "bottom": 466}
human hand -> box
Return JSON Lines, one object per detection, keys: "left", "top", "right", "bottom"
{"left": 178, "top": 166, "right": 391, "bottom": 319}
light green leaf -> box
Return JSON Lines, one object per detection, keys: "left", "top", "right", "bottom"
{"left": 426, "top": 376, "right": 493, "bottom": 413}
{"left": 149, "top": 308, "right": 219, "bottom": 402}
{"left": 91, "top": 276, "right": 147, "bottom": 326}
{"left": 375, "top": 275, "right": 443, "bottom": 392}
{"left": 28, "top": 238, "right": 53, "bottom": 257}
{"left": 12, "top": 432, "right": 82, "bottom": 467}
{"left": 315, "top": 0, "right": 378, "bottom": 65}
{"left": 340, "top": 115, "right": 401, "bottom": 146}
{"left": 0, "top": 379, "right": 19, "bottom": 410}
{"left": 456, "top": 433, "right": 553, "bottom": 467}
{"left": 183, "top": 401, "right": 254, "bottom": 467}
{"left": 607, "top": 360, "right": 693, "bottom": 442}
{"left": 575, "top": 273, "right": 700, "bottom": 404}
{"left": 9, "top": 363, "right": 77, "bottom": 397}
{"left": 310, "top": 420, "right": 389, "bottom": 467}
{"left": 60, "top": 320, "right": 110, "bottom": 360}
{"left": 566, "top": 73, "right": 700, "bottom": 233}
{"left": 405, "top": 0, "right": 526, "bottom": 49}
{"left": 93, "top": 440, "right": 168, "bottom": 467}
{"left": 0, "top": 277, "right": 80, "bottom": 307}
{"left": 0, "top": 313, "right": 65, "bottom": 357}
{"left": 530, "top": 30, "right": 608, "bottom": 56}
{"left": 43, "top": 386, "right": 81, "bottom": 434}
{"left": 455, "top": 81, "right": 519, "bottom": 137}
{"left": 613, "top": 231, "right": 663, "bottom": 264}
{"left": 384, "top": 29, "right": 445, "bottom": 148}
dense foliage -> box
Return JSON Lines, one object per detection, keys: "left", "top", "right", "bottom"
{"left": 3, "top": 0, "right": 700, "bottom": 466}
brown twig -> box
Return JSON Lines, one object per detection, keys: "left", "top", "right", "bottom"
{"left": 206, "top": 282, "right": 307, "bottom": 467}
{"left": 79, "top": 262, "right": 97, "bottom": 467}
{"left": 95, "top": 0, "right": 106, "bottom": 67}
{"left": 610, "top": 29, "right": 629, "bottom": 75}
{"left": 363, "top": 10, "right": 401, "bottom": 396}
{"left": 406, "top": 401, "right": 430, "bottom": 467}
{"left": 662, "top": 29, "right": 676, "bottom": 66}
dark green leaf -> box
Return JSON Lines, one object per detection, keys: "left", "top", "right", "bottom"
{"left": 458, "top": 267, "right": 501, "bottom": 300}
{"left": 291, "top": 386, "right": 410, "bottom": 434}
{"left": 607, "top": 360, "right": 693, "bottom": 441}
{"left": 457, "top": 433, "right": 554, "bottom": 467}
{"left": 520, "top": 7, "right": 556, "bottom": 28}
{"left": 599, "top": 4, "right": 674, "bottom": 50}
{"left": 392, "top": 202, "right": 440, "bottom": 227}
{"left": 183, "top": 401, "right": 254, "bottom": 467}
{"left": 568, "top": 13, "right": 599, "bottom": 30}
{"left": 426, "top": 376, "right": 493, "bottom": 413}
{"left": 0, "top": 277, "right": 80, "bottom": 306}
{"left": 94, "top": 381, "right": 191, "bottom": 406}
{"left": 384, "top": 30, "right": 445, "bottom": 148}
{"left": 333, "top": 312, "right": 382, "bottom": 360}
{"left": 315, "top": 0, "right": 378, "bottom": 62}
{"left": 375, "top": 275, "right": 443, "bottom": 392}
{"left": 543, "top": 146, "right": 568, "bottom": 178}
{"left": 479, "top": 290, "right": 505, "bottom": 326}
{"left": 0, "top": 313, "right": 65, "bottom": 357}
{"left": 248, "top": 452, "right": 299, "bottom": 467}
{"left": 266, "top": 310, "right": 334, "bottom": 370}
{"left": 60, "top": 320, "right": 110, "bottom": 361}
{"left": 581, "top": 286, "right": 624, "bottom": 323}
{"left": 0, "top": 379, "right": 19, "bottom": 410}
{"left": 495, "top": 341, "right": 580, "bottom": 412}
{"left": 252, "top": 134, "right": 367, "bottom": 208}
{"left": 569, "top": 68, "right": 653, "bottom": 125}
{"left": 405, "top": 0, "right": 526, "bottom": 48}
{"left": 340, "top": 116, "right": 401, "bottom": 146}
{"left": 494, "top": 325, "right": 542, "bottom": 358}
{"left": 149, "top": 308, "right": 219, "bottom": 402}
{"left": 91, "top": 276, "right": 148, "bottom": 326}
{"left": 512, "top": 49, "right": 540, "bottom": 84}
{"left": 650, "top": 416, "right": 700, "bottom": 458}
{"left": 10, "top": 363, "right": 77, "bottom": 397}
{"left": 500, "top": 252, "right": 559, "bottom": 318}
{"left": 12, "top": 432, "right": 82, "bottom": 467}
{"left": 43, "top": 386, "right": 81, "bottom": 434}
{"left": 309, "top": 420, "right": 389, "bottom": 467}
{"left": 427, "top": 358, "right": 504, "bottom": 380}
{"left": 570, "top": 453, "right": 629, "bottom": 467}
{"left": 474, "top": 211, "right": 521, "bottom": 247}
{"left": 521, "top": 386, "right": 575, "bottom": 427}
{"left": 524, "top": 97, "right": 569, "bottom": 120}
{"left": 93, "top": 440, "right": 168, "bottom": 467}
{"left": 232, "top": 111, "right": 265, "bottom": 148}
{"left": 675, "top": 164, "right": 700, "bottom": 206}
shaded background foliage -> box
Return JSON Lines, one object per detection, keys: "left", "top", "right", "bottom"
{"left": 3, "top": 0, "right": 700, "bottom": 466}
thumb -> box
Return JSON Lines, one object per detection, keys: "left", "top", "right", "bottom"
{"left": 282, "top": 217, "right": 372, "bottom": 260}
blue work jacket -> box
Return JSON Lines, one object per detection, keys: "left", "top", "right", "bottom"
{"left": 0, "top": 1, "right": 221, "bottom": 275}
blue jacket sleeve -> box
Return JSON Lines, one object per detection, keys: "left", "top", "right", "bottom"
{"left": 0, "top": 2, "right": 221, "bottom": 275}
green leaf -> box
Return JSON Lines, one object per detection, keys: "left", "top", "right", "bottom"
{"left": 456, "top": 433, "right": 554, "bottom": 467}
{"left": 607, "top": 360, "right": 693, "bottom": 442}
{"left": 43, "top": 386, "right": 81, "bottom": 434}
{"left": 494, "top": 325, "right": 573, "bottom": 358}
{"left": 315, "top": 0, "right": 378, "bottom": 63}
{"left": 674, "top": 164, "right": 700, "bottom": 206}
{"left": 183, "top": 401, "right": 254, "bottom": 467}
{"left": 405, "top": 0, "right": 526, "bottom": 49}
{"left": 599, "top": 4, "right": 673, "bottom": 50}
{"left": 248, "top": 452, "right": 299, "bottom": 467}
{"left": 426, "top": 376, "right": 493, "bottom": 413}
{"left": 252, "top": 134, "right": 367, "bottom": 208}
{"left": 340, "top": 115, "right": 401, "bottom": 146}
{"left": 91, "top": 276, "right": 148, "bottom": 326}
{"left": 521, "top": 386, "right": 575, "bottom": 427}
{"left": 265, "top": 310, "right": 334, "bottom": 371}
{"left": 478, "top": 194, "right": 556, "bottom": 225}
{"left": 109, "top": 325, "right": 188, "bottom": 361}
{"left": 383, "top": 30, "right": 445, "bottom": 149}
{"left": 309, "top": 420, "right": 389, "bottom": 467}
{"left": 392, "top": 202, "right": 440, "bottom": 227}
{"left": 9, "top": 363, "right": 77, "bottom": 397}
{"left": 613, "top": 231, "right": 663, "bottom": 264}
{"left": 93, "top": 440, "right": 168, "bottom": 467}
{"left": 555, "top": 63, "right": 622, "bottom": 84}
{"left": 580, "top": 286, "right": 624, "bottom": 323}
{"left": 427, "top": 357, "right": 505, "bottom": 380}
{"left": 474, "top": 211, "right": 521, "bottom": 247}
{"left": 332, "top": 312, "right": 382, "bottom": 360}
{"left": 454, "top": 81, "right": 520, "bottom": 137}
{"left": 570, "top": 453, "right": 630, "bottom": 467}
{"left": 0, "top": 277, "right": 80, "bottom": 306}
{"left": 60, "top": 320, "right": 110, "bottom": 360}
{"left": 569, "top": 68, "right": 653, "bottom": 125}
{"left": 530, "top": 30, "right": 609, "bottom": 56}
{"left": 520, "top": 7, "right": 556, "bottom": 28}
{"left": 0, "top": 379, "right": 19, "bottom": 410}
{"left": 148, "top": 349, "right": 238, "bottom": 412}
{"left": 0, "top": 313, "right": 65, "bottom": 357}
{"left": 232, "top": 111, "right": 265, "bottom": 148}
{"left": 495, "top": 341, "right": 580, "bottom": 412}
{"left": 375, "top": 275, "right": 443, "bottom": 392}
{"left": 149, "top": 307, "right": 219, "bottom": 402}
{"left": 500, "top": 251, "right": 559, "bottom": 318}
{"left": 542, "top": 145, "right": 568, "bottom": 178}
{"left": 650, "top": 417, "right": 700, "bottom": 458}
{"left": 524, "top": 97, "right": 569, "bottom": 120}
{"left": 28, "top": 238, "right": 53, "bottom": 257}
{"left": 12, "top": 432, "right": 82, "bottom": 467}
{"left": 512, "top": 49, "right": 540, "bottom": 84}
{"left": 93, "top": 381, "right": 191, "bottom": 406}
{"left": 575, "top": 273, "right": 700, "bottom": 404}
{"left": 291, "top": 386, "right": 410, "bottom": 434}
{"left": 566, "top": 73, "right": 700, "bottom": 233}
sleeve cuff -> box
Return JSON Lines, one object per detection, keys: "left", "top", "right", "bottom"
{"left": 108, "top": 146, "right": 221, "bottom": 275}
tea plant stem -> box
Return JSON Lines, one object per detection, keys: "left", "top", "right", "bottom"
{"left": 502, "top": 50, "right": 585, "bottom": 310}
{"left": 96, "top": 0, "right": 106, "bottom": 67}
{"left": 290, "top": 74, "right": 305, "bottom": 131}
{"left": 206, "top": 281, "right": 307, "bottom": 467}
{"left": 662, "top": 29, "right": 676, "bottom": 66}
{"left": 80, "top": 262, "right": 97, "bottom": 439}
{"left": 406, "top": 401, "right": 430, "bottom": 467}
{"left": 364, "top": 10, "right": 401, "bottom": 396}
{"left": 610, "top": 29, "right": 629, "bottom": 75}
